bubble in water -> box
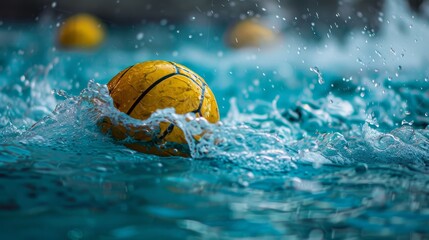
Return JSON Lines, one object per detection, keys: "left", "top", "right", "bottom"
{"left": 355, "top": 163, "right": 368, "bottom": 173}
{"left": 374, "top": 134, "right": 396, "bottom": 150}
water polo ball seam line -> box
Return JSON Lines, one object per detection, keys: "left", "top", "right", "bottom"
{"left": 173, "top": 63, "right": 201, "bottom": 82}
{"left": 192, "top": 83, "right": 206, "bottom": 115}
{"left": 177, "top": 73, "right": 203, "bottom": 89}
{"left": 125, "top": 68, "right": 205, "bottom": 115}
{"left": 170, "top": 62, "right": 180, "bottom": 74}
{"left": 126, "top": 72, "right": 179, "bottom": 115}
{"left": 169, "top": 61, "right": 204, "bottom": 88}
{"left": 109, "top": 65, "right": 134, "bottom": 94}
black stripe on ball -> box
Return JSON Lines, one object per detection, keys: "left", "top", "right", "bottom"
{"left": 126, "top": 72, "right": 178, "bottom": 115}
{"left": 127, "top": 62, "right": 208, "bottom": 142}
{"left": 128, "top": 63, "right": 205, "bottom": 115}
{"left": 158, "top": 123, "right": 175, "bottom": 140}
{"left": 192, "top": 83, "right": 206, "bottom": 115}
{"left": 109, "top": 65, "right": 134, "bottom": 94}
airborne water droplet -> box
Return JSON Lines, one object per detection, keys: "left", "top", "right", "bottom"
{"left": 309, "top": 66, "right": 324, "bottom": 84}
{"left": 136, "top": 32, "right": 144, "bottom": 40}
{"left": 375, "top": 50, "right": 382, "bottom": 57}
{"left": 401, "top": 119, "right": 414, "bottom": 126}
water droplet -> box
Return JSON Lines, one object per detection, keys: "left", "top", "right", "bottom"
{"left": 136, "top": 32, "right": 144, "bottom": 40}
{"left": 309, "top": 67, "right": 324, "bottom": 84}
{"left": 356, "top": 58, "right": 364, "bottom": 65}
{"left": 374, "top": 50, "right": 382, "bottom": 57}
{"left": 401, "top": 119, "right": 414, "bottom": 126}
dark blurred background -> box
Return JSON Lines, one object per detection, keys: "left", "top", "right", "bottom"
{"left": 0, "top": 0, "right": 425, "bottom": 24}
{"left": 0, "top": 0, "right": 427, "bottom": 42}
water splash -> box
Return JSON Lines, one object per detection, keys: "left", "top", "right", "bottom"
{"left": 1, "top": 2, "right": 429, "bottom": 238}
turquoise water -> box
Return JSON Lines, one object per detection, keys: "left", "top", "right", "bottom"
{"left": 1, "top": 2, "right": 429, "bottom": 239}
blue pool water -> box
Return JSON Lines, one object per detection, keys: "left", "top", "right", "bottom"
{"left": 1, "top": 2, "right": 429, "bottom": 239}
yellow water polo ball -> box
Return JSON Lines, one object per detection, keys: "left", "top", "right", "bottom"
{"left": 226, "top": 19, "right": 277, "bottom": 49}
{"left": 58, "top": 14, "right": 105, "bottom": 49}
{"left": 100, "top": 60, "right": 220, "bottom": 157}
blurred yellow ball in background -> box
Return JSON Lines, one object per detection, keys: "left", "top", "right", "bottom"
{"left": 57, "top": 14, "right": 105, "bottom": 49}
{"left": 100, "top": 60, "right": 220, "bottom": 157}
{"left": 226, "top": 19, "right": 277, "bottom": 49}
